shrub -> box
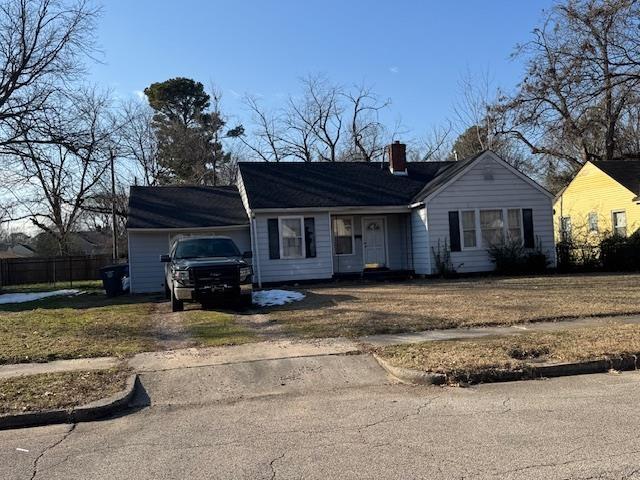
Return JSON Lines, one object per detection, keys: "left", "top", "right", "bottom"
{"left": 488, "top": 238, "right": 549, "bottom": 274}
{"left": 431, "top": 239, "right": 456, "bottom": 277}
{"left": 601, "top": 231, "right": 640, "bottom": 271}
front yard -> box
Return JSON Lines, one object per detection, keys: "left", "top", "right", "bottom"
{"left": 377, "top": 323, "right": 640, "bottom": 383}
{"left": 2, "top": 273, "right": 640, "bottom": 365}
{"left": 0, "top": 286, "right": 256, "bottom": 365}
{"left": 0, "top": 369, "right": 129, "bottom": 414}
{"left": 270, "top": 273, "right": 640, "bottom": 337}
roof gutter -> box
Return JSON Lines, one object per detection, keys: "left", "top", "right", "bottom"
{"left": 250, "top": 214, "right": 262, "bottom": 288}
{"left": 126, "top": 224, "right": 250, "bottom": 232}
{"left": 249, "top": 205, "right": 411, "bottom": 214}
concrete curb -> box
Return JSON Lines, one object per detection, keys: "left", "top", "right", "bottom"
{"left": 374, "top": 354, "right": 640, "bottom": 386}
{"left": 373, "top": 354, "right": 446, "bottom": 385}
{"left": 0, "top": 373, "right": 139, "bottom": 430}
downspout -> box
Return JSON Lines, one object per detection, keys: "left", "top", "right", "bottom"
{"left": 250, "top": 214, "right": 262, "bottom": 288}
{"left": 408, "top": 211, "right": 414, "bottom": 272}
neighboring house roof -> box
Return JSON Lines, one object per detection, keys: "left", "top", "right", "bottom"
{"left": 0, "top": 250, "right": 22, "bottom": 259}
{"left": 127, "top": 185, "right": 249, "bottom": 229}
{"left": 0, "top": 243, "right": 35, "bottom": 258}
{"left": 238, "top": 161, "right": 457, "bottom": 210}
{"left": 591, "top": 160, "right": 640, "bottom": 196}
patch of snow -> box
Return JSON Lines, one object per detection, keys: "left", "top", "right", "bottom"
{"left": 0, "top": 289, "right": 81, "bottom": 305}
{"left": 252, "top": 289, "right": 305, "bottom": 307}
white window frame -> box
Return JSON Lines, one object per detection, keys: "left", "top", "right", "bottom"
{"left": 506, "top": 208, "right": 524, "bottom": 244}
{"left": 612, "top": 210, "right": 627, "bottom": 237}
{"left": 459, "top": 210, "right": 478, "bottom": 250}
{"left": 278, "top": 216, "right": 306, "bottom": 259}
{"left": 458, "top": 207, "right": 527, "bottom": 251}
{"left": 332, "top": 216, "right": 355, "bottom": 256}
{"left": 588, "top": 212, "right": 599, "bottom": 233}
{"left": 560, "top": 216, "right": 572, "bottom": 242}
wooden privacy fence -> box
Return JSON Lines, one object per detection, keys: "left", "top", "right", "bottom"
{"left": 0, "top": 255, "right": 113, "bottom": 287}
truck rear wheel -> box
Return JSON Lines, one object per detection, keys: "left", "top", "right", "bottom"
{"left": 171, "top": 288, "right": 184, "bottom": 312}
{"left": 237, "top": 293, "right": 252, "bottom": 309}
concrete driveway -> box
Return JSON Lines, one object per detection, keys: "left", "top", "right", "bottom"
{"left": 3, "top": 354, "right": 640, "bottom": 479}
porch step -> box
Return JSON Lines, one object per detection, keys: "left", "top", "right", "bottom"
{"left": 334, "top": 269, "right": 414, "bottom": 281}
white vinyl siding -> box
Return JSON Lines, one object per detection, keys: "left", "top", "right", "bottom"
{"left": 411, "top": 207, "right": 430, "bottom": 275}
{"left": 128, "top": 227, "right": 251, "bottom": 293}
{"left": 254, "top": 212, "right": 333, "bottom": 283}
{"left": 425, "top": 152, "right": 555, "bottom": 274}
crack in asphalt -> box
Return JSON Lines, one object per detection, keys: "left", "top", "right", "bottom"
{"left": 267, "top": 452, "right": 285, "bottom": 480}
{"left": 491, "top": 448, "right": 640, "bottom": 477}
{"left": 29, "top": 423, "right": 76, "bottom": 480}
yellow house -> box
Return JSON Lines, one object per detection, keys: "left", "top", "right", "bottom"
{"left": 553, "top": 160, "right": 640, "bottom": 243}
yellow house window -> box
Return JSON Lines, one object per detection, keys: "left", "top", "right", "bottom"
{"left": 612, "top": 210, "right": 627, "bottom": 237}
{"left": 588, "top": 212, "right": 598, "bottom": 233}
{"left": 560, "top": 216, "right": 572, "bottom": 242}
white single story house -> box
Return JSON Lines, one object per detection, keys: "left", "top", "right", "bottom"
{"left": 126, "top": 145, "right": 556, "bottom": 293}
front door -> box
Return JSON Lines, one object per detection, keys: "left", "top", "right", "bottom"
{"left": 362, "top": 217, "right": 386, "bottom": 267}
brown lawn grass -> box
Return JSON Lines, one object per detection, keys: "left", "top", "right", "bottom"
{"left": 0, "top": 291, "right": 160, "bottom": 364}
{"left": 0, "top": 288, "right": 258, "bottom": 364}
{"left": 377, "top": 323, "right": 640, "bottom": 378}
{"left": 268, "top": 273, "right": 640, "bottom": 337}
{"left": 0, "top": 369, "right": 130, "bottom": 414}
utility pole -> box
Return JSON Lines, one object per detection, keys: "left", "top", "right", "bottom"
{"left": 110, "top": 148, "right": 118, "bottom": 262}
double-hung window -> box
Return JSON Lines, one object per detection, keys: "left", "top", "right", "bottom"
{"left": 332, "top": 217, "right": 354, "bottom": 255}
{"left": 280, "top": 217, "right": 304, "bottom": 258}
{"left": 506, "top": 209, "right": 522, "bottom": 242}
{"left": 560, "top": 216, "right": 572, "bottom": 242}
{"left": 480, "top": 209, "right": 504, "bottom": 247}
{"left": 612, "top": 210, "right": 627, "bottom": 237}
{"left": 588, "top": 212, "right": 599, "bottom": 233}
{"left": 461, "top": 210, "right": 477, "bottom": 248}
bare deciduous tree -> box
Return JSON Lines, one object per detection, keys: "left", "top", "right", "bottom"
{"left": 233, "top": 95, "right": 286, "bottom": 162}
{"left": 118, "top": 99, "right": 160, "bottom": 186}
{"left": 493, "top": 0, "right": 640, "bottom": 166}
{"left": 0, "top": 0, "right": 99, "bottom": 151}
{"left": 344, "top": 84, "right": 390, "bottom": 161}
{"left": 234, "top": 76, "right": 391, "bottom": 163}
{"left": 2, "top": 88, "right": 116, "bottom": 254}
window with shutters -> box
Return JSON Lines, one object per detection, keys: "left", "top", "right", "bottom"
{"left": 453, "top": 208, "right": 532, "bottom": 250}
{"left": 461, "top": 210, "right": 477, "bottom": 248}
{"left": 332, "top": 217, "right": 354, "bottom": 255}
{"left": 279, "top": 217, "right": 305, "bottom": 259}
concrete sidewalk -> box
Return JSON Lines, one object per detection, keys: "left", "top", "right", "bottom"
{"left": 128, "top": 337, "right": 359, "bottom": 372}
{"left": 0, "top": 356, "right": 121, "bottom": 379}
{"left": 359, "top": 314, "right": 640, "bottom": 347}
{"left": 3, "top": 314, "right": 640, "bottom": 378}
{"left": 0, "top": 338, "right": 360, "bottom": 379}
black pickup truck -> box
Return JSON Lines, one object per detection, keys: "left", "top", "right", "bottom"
{"left": 160, "top": 236, "right": 253, "bottom": 312}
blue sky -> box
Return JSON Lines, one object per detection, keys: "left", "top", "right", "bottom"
{"left": 91, "top": 0, "right": 555, "bottom": 137}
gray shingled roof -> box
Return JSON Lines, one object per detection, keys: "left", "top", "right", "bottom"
{"left": 592, "top": 160, "right": 640, "bottom": 195}
{"left": 238, "top": 161, "right": 457, "bottom": 209}
{"left": 126, "top": 185, "right": 249, "bottom": 229}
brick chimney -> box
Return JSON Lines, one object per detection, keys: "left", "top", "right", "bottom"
{"left": 387, "top": 141, "right": 407, "bottom": 175}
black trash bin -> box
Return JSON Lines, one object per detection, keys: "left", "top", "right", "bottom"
{"left": 100, "top": 264, "right": 129, "bottom": 297}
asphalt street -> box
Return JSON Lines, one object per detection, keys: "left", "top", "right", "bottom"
{"left": 2, "top": 354, "right": 640, "bottom": 479}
